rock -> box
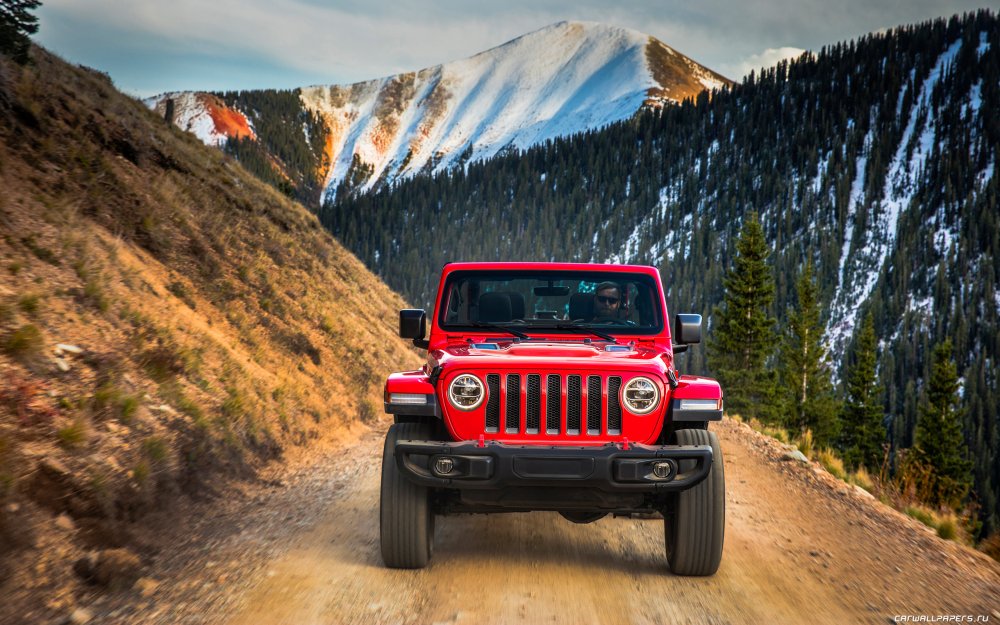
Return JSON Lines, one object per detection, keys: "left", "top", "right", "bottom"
{"left": 67, "top": 607, "right": 92, "bottom": 625}
{"left": 54, "top": 357, "right": 71, "bottom": 372}
{"left": 56, "top": 344, "right": 83, "bottom": 355}
{"left": 55, "top": 514, "right": 76, "bottom": 532}
{"left": 781, "top": 450, "right": 809, "bottom": 463}
{"left": 853, "top": 485, "right": 875, "bottom": 499}
{"left": 93, "top": 549, "right": 142, "bottom": 590}
{"left": 39, "top": 458, "right": 71, "bottom": 480}
{"left": 134, "top": 576, "right": 160, "bottom": 597}
{"left": 73, "top": 553, "right": 97, "bottom": 581}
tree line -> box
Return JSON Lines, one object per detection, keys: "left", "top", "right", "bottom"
{"left": 713, "top": 214, "right": 972, "bottom": 516}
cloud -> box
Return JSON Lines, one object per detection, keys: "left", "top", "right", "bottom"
{"left": 37, "top": 0, "right": 553, "bottom": 90}
{"left": 719, "top": 47, "right": 807, "bottom": 80}
{"left": 33, "top": 0, "right": 992, "bottom": 96}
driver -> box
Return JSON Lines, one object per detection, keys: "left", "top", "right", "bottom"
{"left": 592, "top": 281, "right": 621, "bottom": 320}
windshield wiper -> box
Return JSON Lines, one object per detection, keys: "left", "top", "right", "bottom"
{"left": 466, "top": 322, "right": 530, "bottom": 340}
{"left": 548, "top": 324, "right": 617, "bottom": 343}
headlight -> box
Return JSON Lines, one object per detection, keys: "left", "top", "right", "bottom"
{"left": 622, "top": 377, "right": 660, "bottom": 414}
{"left": 448, "top": 374, "right": 485, "bottom": 410}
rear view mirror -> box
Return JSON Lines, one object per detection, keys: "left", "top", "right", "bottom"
{"left": 673, "top": 314, "right": 702, "bottom": 345}
{"left": 399, "top": 309, "right": 427, "bottom": 340}
{"left": 533, "top": 286, "right": 570, "bottom": 297}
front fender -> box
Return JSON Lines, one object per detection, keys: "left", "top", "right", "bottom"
{"left": 384, "top": 370, "right": 440, "bottom": 417}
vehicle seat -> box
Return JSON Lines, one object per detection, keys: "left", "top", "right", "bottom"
{"left": 568, "top": 293, "right": 593, "bottom": 320}
{"left": 500, "top": 292, "right": 526, "bottom": 320}
{"left": 478, "top": 293, "right": 513, "bottom": 322}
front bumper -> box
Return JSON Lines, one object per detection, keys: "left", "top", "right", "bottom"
{"left": 394, "top": 440, "right": 713, "bottom": 492}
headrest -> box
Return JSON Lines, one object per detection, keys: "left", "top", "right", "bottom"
{"left": 478, "top": 292, "right": 512, "bottom": 323}
{"left": 568, "top": 293, "right": 593, "bottom": 321}
{"left": 499, "top": 292, "right": 526, "bottom": 320}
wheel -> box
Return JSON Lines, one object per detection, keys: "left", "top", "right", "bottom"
{"left": 664, "top": 428, "right": 725, "bottom": 575}
{"left": 380, "top": 422, "right": 435, "bottom": 568}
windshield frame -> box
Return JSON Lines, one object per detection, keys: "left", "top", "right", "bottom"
{"left": 436, "top": 269, "right": 665, "bottom": 337}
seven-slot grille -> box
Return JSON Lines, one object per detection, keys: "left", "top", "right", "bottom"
{"left": 481, "top": 373, "right": 627, "bottom": 436}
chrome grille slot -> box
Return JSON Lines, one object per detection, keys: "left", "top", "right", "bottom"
{"left": 485, "top": 374, "right": 500, "bottom": 432}
{"left": 526, "top": 374, "right": 541, "bottom": 434}
{"left": 505, "top": 374, "right": 520, "bottom": 433}
{"left": 546, "top": 375, "right": 561, "bottom": 434}
{"left": 607, "top": 376, "right": 622, "bottom": 434}
{"left": 480, "top": 372, "right": 629, "bottom": 438}
{"left": 587, "top": 375, "right": 602, "bottom": 434}
{"left": 566, "top": 375, "right": 582, "bottom": 435}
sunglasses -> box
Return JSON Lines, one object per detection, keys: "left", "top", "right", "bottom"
{"left": 596, "top": 295, "right": 619, "bottom": 305}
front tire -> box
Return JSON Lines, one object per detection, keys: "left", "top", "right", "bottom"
{"left": 664, "top": 428, "right": 725, "bottom": 575}
{"left": 380, "top": 422, "right": 435, "bottom": 568}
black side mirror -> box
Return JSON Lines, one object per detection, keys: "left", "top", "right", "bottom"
{"left": 400, "top": 309, "right": 428, "bottom": 348}
{"left": 673, "top": 314, "right": 702, "bottom": 352}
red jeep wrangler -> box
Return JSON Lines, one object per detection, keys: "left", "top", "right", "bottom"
{"left": 381, "top": 262, "right": 724, "bottom": 575}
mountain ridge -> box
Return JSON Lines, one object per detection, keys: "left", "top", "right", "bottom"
{"left": 145, "top": 21, "right": 731, "bottom": 203}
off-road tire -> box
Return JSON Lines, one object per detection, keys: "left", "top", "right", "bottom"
{"left": 380, "top": 422, "right": 435, "bottom": 568}
{"left": 664, "top": 428, "right": 725, "bottom": 575}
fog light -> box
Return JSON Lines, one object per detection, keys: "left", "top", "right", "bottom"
{"left": 652, "top": 460, "right": 675, "bottom": 480}
{"left": 434, "top": 457, "right": 455, "bottom": 475}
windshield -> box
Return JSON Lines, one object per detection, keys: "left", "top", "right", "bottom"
{"left": 438, "top": 270, "right": 663, "bottom": 336}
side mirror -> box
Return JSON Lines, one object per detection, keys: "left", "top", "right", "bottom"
{"left": 399, "top": 309, "right": 428, "bottom": 348}
{"left": 673, "top": 313, "right": 702, "bottom": 351}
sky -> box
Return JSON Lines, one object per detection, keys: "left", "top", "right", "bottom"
{"left": 34, "top": 0, "right": 994, "bottom": 98}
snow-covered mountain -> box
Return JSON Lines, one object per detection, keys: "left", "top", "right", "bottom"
{"left": 146, "top": 21, "right": 730, "bottom": 202}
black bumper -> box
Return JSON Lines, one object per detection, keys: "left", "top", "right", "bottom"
{"left": 394, "top": 440, "right": 713, "bottom": 493}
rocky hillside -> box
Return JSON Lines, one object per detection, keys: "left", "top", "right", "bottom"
{"left": 0, "top": 45, "right": 421, "bottom": 621}
{"left": 145, "top": 21, "right": 731, "bottom": 205}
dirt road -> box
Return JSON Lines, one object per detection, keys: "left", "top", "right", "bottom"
{"left": 88, "top": 419, "right": 1000, "bottom": 625}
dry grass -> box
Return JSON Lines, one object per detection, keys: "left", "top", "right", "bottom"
{"left": 736, "top": 416, "right": 976, "bottom": 546}
{"left": 816, "top": 448, "right": 846, "bottom": 480}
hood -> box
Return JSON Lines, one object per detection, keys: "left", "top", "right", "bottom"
{"left": 432, "top": 340, "right": 671, "bottom": 374}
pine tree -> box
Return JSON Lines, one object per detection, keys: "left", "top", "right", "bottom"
{"left": 0, "top": 0, "right": 41, "bottom": 65}
{"left": 914, "top": 340, "right": 974, "bottom": 509}
{"left": 708, "top": 212, "right": 780, "bottom": 423}
{"left": 779, "top": 261, "right": 841, "bottom": 445}
{"left": 839, "top": 313, "right": 885, "bottom": 471}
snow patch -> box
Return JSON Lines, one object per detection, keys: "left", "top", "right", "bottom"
{"left": 826, "top": 39, "right": 962, "bottom": 354}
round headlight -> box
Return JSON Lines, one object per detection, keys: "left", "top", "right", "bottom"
{"left": 622, "top": 377, "right": 660, "bottom": 415}
{"left": 448, "top": 374, "right": 485, "bottom": 410}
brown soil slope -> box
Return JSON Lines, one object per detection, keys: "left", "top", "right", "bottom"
{"left": 0, "top": 48, "right": 421, "bottom": 623}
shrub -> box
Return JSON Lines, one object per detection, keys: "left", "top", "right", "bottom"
{"left": 57, "top": 418, "right": 89, "bottom": 449}
{"left": 905, "top": 506, "right": 936, "bottom": 528}
{"left": 142, "top": 436, "right": 169, "bottom": 463}
{"left": 21, "top": 235, "right": 60, "bottom": 266}
{"left": 796, "top": 429, "right": 814, "bottom": 458}
{"left": 82, "top": 275, "right": 109, "bottom": 312}
{"left": 93, "top": 382, "right": 141, "bottom": 423}
{"left": 937, "top": 518, "right": 957, "bottom": 540}
{"left": 2, "top": 323, "right": 43, "bottom": 359}
{"left": 979, "top": 531, "right": 1000, "bottom": 563}
{"left": 817, "top": 448, "right": 846, "bottom": 480}
{"left": 166, "top": 280, "right": 196, "bottom": 309}
{"left": 17, "top": 293, "right": 40, "bottom": 315}
{"left": 140, "top": 343, "right": 190, "bottom": 381}
{"left": 850, "top": 465, "right": 875, "bottom": 492}
{"left": 132, "top": 459, "right": 150, "bottom": 485}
